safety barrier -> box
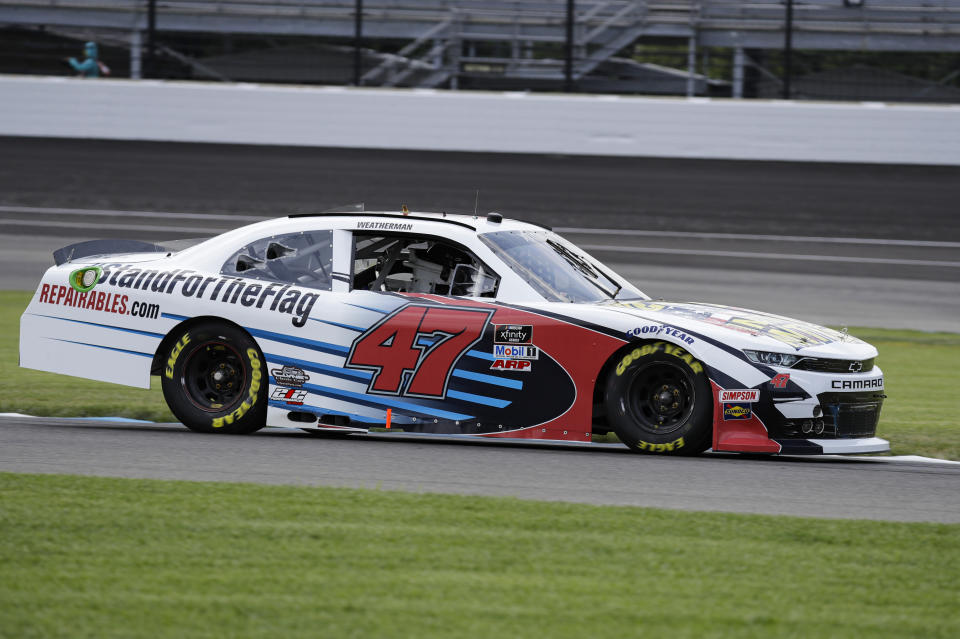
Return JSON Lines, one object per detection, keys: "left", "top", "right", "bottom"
{"left": 2, "top": 75, "right": 958, "bottom": 164}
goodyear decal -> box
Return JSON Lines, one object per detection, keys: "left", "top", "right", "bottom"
{"left": 615, "top": 342, "right": 703, "bottom": 376}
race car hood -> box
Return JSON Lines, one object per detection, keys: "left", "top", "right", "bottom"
{"left": 595, "top": 300, "right": 877, "bottom": 359}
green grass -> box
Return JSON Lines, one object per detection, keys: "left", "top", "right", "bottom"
{"left": 0, "top": 291, "right": 174, "bottom": 421}
{"left": 3, "top": 290, "right": 959, "bottom": 458}
{"left": 0, "top": 472, "right": 957, "bottom": 639}
{"left": 844, "top": 327, "right": 960, "bottom": 460}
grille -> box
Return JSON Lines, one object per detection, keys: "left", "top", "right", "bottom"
{"left": 823, "top": 401, "right": 882, "bottom": 439}
{"left": 793, "top": 357, "right": 874, "bottom": 374}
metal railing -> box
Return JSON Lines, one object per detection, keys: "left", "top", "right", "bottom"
{"left": 3, "top": 1, "right": 960, "bottom": 94}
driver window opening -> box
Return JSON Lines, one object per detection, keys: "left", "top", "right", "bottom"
{"left": 352, "top": 234, "right": 499, "bottom": 297}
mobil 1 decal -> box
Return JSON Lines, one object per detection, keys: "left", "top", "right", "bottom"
{"left": 492, "top": 323, "right": 536, "bottom": 372}
{"left": 344, "top": 304, "right": 575, "bottom": 432}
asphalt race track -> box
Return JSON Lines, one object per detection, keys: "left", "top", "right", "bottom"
{"left": 1, "top": 137, "right": 959, "bottom": 522}
{"left": 2, "top": 136, "right": 959, "bottom": 330}
{"left": 2, "top": 416, "right": 959, "bottom": 523}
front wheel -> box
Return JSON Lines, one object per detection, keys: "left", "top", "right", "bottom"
{"left": 160, "top": 321, "right": 266, "bottom": 434}
{"left": 604, "top": 341, "right": 712, "bottom": 455}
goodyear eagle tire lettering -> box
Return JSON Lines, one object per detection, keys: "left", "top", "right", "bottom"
{"left": 604, "top": 341, "right": 712, "bottom": 455}
{"left": 159, "top": 321, "right": 266, "bottom": 435}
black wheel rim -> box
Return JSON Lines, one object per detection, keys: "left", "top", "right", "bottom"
{"left": 180, "top": 340, "right": 246, "bottom": 413}
{"left": 623, "top": 361, "right": 696, "bottom": 436}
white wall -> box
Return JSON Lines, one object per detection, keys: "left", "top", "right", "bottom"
{"left": 2, "top": 75, "right": 959, "bottom": 165}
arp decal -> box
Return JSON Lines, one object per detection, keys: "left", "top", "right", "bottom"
{"left": 345, "top": 304, "right": 493, "bottom": 399}
{"left": 723, "top": 403, "right": 753, "bottom": 420}
{"left": 271, "top": 387, "right": 307, "bottom": 405}
{"left": 494, "top": 324, "right": 532, "bottom": 344}
{"left": 719, "top": 389, "right": 759, "bottom": 403}
{"left": 490, "top": 359, "right": 532, "bottom": 372}
{"left": 271, "top": 365, "right": 310, "bottom": 387}
{"left": 769, "top": 373, "right": 791, "bottom": 389}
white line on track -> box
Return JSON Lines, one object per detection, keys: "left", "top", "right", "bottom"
{"left": 557, "top": 226, "right": 960, "bottom": 249}
{"left": 0, "top": 219, "right": 227, "bottom": 234}
{"left": 0, "top": 205, "right": 267, "bottom": 222}
{"left": 578, "top": 244, "right": 960, "bottom": 268}
{"left": 1, "top": 206, "right": 956, "bottom": 249}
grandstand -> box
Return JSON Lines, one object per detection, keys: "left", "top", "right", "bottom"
{"left": 2, "top": 1, "right": 959, "bottom": 98}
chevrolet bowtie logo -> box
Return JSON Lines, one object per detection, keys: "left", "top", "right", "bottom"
{"left": 849, "top": 361, "right": 863, "bottom": 373}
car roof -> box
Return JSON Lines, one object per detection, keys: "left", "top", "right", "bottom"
{"left": 286, "top": 210, "right": 550, "bottom": 233}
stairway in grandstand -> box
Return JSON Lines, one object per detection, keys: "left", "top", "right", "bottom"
{"left": 3, "top": 1, "right": 959, "bottom": 88}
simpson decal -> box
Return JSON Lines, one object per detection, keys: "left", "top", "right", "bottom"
{"left": 719, "top": 389, "right": 759, "bottom": 403}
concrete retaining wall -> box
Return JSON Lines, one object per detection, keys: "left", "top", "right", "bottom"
{"left": 2, "top": 75, "right": 958, "bottom": 164}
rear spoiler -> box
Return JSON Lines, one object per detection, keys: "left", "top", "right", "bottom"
{"left": 53, "top": 239, "right": 168, "bottom": 266}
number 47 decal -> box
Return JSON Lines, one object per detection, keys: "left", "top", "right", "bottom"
{"left": 345, "top": 305, "right": 493, "bottom": 399}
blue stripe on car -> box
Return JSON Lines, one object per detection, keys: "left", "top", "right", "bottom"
{"left": 299, "top": 381, "right": 473, "bottom": 421}
{"left": 49, "top": 338, "right": 153, "bottom": 358}
{"left": 32, "top": 314, "right": 165, "bottom": 339}
{"left": 246, "top": 327, "right": 349, "bottom": 356}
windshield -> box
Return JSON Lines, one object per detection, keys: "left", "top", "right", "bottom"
{"left": 480, "top": 230, "right": 646, "bottom": 303}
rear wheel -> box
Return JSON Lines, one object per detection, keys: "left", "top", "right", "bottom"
{"left": 160, "top": 321, "right": 266, "bottom": 434}
{"left": 604, "top": 341, "right": 712, "bottom": 455}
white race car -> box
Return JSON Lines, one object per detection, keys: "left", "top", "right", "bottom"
{"left": 20, "top": 211, "right": 888, "bottom": 455}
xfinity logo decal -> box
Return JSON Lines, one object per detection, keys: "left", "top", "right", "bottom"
{"left": 494, "top": 324, "right": 532, "bottom": 344}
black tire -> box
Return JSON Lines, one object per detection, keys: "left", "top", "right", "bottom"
{"left": 160, "top": 321, "right": 266, "bottom": 434}
{"left": 604, "top": 341, "right": 712, "bottom": 455}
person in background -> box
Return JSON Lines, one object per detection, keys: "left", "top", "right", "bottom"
{"left": 66, "top": 41, "right": 110, "bottom": 78}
